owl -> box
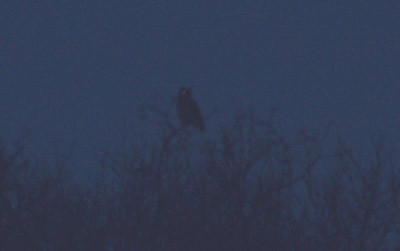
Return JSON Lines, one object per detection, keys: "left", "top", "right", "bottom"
{"left": 177, "top": 87, "right": 205, "bottom": 131}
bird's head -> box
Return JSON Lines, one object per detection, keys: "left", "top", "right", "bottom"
{"left": 179, "top": 87, "right": 192, "bottom": 98}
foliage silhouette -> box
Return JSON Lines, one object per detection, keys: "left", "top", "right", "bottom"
{"left": 0, "top": 108, "right": 399, "bottom": 250}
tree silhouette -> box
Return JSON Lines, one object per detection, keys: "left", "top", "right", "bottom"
{"left": 0, "top": 107, "right": 399, "bottom": 250}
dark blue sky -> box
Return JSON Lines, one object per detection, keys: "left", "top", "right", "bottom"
{"left": 1, "top": 1, "right": 399, "bottom": 173}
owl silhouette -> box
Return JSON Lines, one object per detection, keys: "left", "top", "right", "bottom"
{"left": 177, "top": 87, "right": 205, "bottom": 131}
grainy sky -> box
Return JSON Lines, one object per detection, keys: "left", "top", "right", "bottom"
{"left": 1, "top": 1, "right": 399, "bottom": 176}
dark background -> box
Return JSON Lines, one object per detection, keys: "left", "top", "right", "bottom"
{"left": 2, "top": 1, "right": 400, "bottom": 177}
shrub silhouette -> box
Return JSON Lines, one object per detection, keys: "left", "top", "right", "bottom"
{"left": 0, "top": 109, "right": 399, "bottom": 250}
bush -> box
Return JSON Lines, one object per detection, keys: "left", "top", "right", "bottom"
{"left": 0, "top": 110, "right": 399, "bottom": 250}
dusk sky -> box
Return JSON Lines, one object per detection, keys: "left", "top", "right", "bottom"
{"left": 2, "top": 2, "right": 399, "bottom": 176}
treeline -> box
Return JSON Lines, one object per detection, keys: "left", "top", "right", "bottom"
{"left": 0, "top": 111, "right": 399, "bottom": 250}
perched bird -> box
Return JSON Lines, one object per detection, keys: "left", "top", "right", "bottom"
{"left": 177, "top": 87, "right": 205, "bottom": 131}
